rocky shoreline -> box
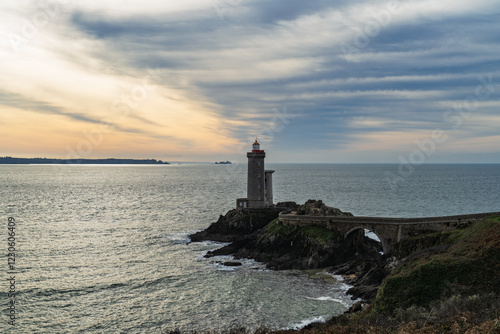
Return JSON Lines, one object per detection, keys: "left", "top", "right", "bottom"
{"left": 182, "top": 205, "right": 500, "bottom": 333}
{"left": 189, "top": 200, "right": 394, "bottom": 304}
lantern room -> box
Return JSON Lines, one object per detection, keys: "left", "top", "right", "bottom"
{"left": 252, "top": 139, "right": 264, "bottom": 153}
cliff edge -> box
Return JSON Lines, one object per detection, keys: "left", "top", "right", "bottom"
{"left": 187, "top": 202, "right": 500, "bottom": 333}
{"left": 190, "top": 200, "right": 386, "bottom": 301}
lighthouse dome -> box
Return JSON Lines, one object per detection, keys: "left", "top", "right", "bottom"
{"left": 252, "top": 139, "right": 260, "bottom": 151}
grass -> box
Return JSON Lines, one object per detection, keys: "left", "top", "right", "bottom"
{"left": 391, "top": 231, "right": 454, "bottom": 259}
{"left": 264, "top": 219, "right": 339, "bottom": 245}
{"left": 264, "top": 218, "right": 291, "bottom": 235}
{"left": 372, "top": 217, "right": 500, "bottom": 314}
{"left": 301, "top": 226, "right": 339, "bottom": 245}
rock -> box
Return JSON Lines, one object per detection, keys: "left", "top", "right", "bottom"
{"left": 189, "top": 208, "right": 283, "bottom": 242}
{"left": 191, "top": 200, "right": 394, "bottom": 304}
{"left": 331, "top": 255, "right": 394, "bottom": 303}
{"left": 275, "top": 201, "right": 300, "bottom": 210}
{"left": 347, "top": 300, "right": 364, "bottom": 313}
{"left": 223, "top": 261, "right": 242, "bottom": 266}
{"left": 296, "top": 199, "right": 353, "bottom": 216}
{"left": 204, "top": 238, "right": 250, "bottom": 258}
{"left": 347, "top": 285, "right": 379, "bottom": 301}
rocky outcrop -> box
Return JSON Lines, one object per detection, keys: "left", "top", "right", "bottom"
{"left": 217, "top": 222, "right": 383, "bottom": 272}
{"left": 332, "top": 256, "right": 399, "bottom": 301}
{"left": 275, "top": 201, "right": 301, "bottom": 211}
{"left": 194, "top": 203, "right": 382, "bottom": 266}
{"left": 189, "top": 205, "right": 500, "bottom": 331}
{"left": 189, "top": 203, "right": 301, "bottom": 243}
{"left": 191, "top": 201, "right": 388, "bottom": 303}
{"left": 296, "top": 199, "right": 353, "bottom": 216}
{"left": 189, "top": 208, "right": 283, "bottom": 242}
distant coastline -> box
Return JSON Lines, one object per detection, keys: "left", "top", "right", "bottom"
{"left": 0, "top": 157, "right": 169, "bottom": 165}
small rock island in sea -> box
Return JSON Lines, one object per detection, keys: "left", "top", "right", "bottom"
{"left": 189, "top": 140, "right": 500, "bottom": 333}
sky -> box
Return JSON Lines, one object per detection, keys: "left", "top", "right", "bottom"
{"left": 1, "top": 0, "right": 499, "bottom": 163}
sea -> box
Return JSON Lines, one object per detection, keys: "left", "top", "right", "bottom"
{"left": 1, "top": 163, "right": 499, "bottom": 333}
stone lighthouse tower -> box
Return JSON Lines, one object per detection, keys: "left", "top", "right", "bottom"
{"left": 236, "top": 139, "right": 274, "bottom": 210}
{"left": 247, "top": 139, "right": 266, "bottom": 208}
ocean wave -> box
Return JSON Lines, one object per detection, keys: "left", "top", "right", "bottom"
{"left": 194, "top": 241, "right": 232, "bottom": 261}
{"left": 305, "top": 296, "right": 350, "bottom": 307}
{"left": 286, "top": 316, "right": 326, "bottom": 330}
{"left": 331, "top": 275, "right": 354, "bottom": 292}
{"left": 210, "top": 262, "right": 238, "bottom": 272}
{"left": 12, "top": 282, "right": 129, "bottom": 298}
{"left": 132, "top": 274, "right": 176, "bottom": 289}
{"left": 164, "top": 232, "right": 191, "bottom": 244}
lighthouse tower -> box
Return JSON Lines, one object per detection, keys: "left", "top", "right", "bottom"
{"left": 247, "top": 139, "right": 266, "bottom": 208}
{"left": 237, "top": 140, "right": 274, "bottom": 210}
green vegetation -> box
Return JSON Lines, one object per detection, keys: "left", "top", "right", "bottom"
{"left": 264, "top": 219, "right": 339, "bottom": 245}
{"left": 264, "top": 218, "right": 291, "bottom": 235}
{"left": 239, "top": 213, "right": 253, "bottom": 225}
{"left": 301, "top": 226, "right": 339, "bottom": 245}
{"left": 373, "top": 217, "right": 500, "bottom": 314}
{"left": 391, "top": 231, "right": 454, "bottom": 258}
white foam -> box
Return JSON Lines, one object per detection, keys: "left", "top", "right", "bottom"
{"left": 327, "top": 275, "right": 352, "bottom": 292}
{"left": 211, "top": 262, "right": 237, "bottom": 271}
{"left": 164, "top": 232, "right": 191, "bottom": 244}
{"left": 238, "top": 258, "right": 267, "bottom": 270}
{"left": 287, "top": 316, "right": 326, "bottom": 330}
{"left": 202, "top": 254, "right": 268, "bottom": 272}
{"left": 201, "top": 241, "right": 231, "bottom": 249}
{"left": 194, "top": 241, "right": 231, "bottom": 259}
{"left": 332, "top": 274, "right": 345, "bottom": 282}
{"left": 305, "top": 296, "right": 350, "bottom": 307}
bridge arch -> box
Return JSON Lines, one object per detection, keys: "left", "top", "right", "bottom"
{"left": 344, "top": 226, "right": 388, "bottom": 254}
{"left": 278, "top": 211, "right": 500, "bottom": 256}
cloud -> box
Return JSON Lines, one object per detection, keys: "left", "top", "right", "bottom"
{"left": 1, "top": 0, "right": 499, "bottom": 161}
{"left": 0, "top": 90, "right": 103, "bottom": 124}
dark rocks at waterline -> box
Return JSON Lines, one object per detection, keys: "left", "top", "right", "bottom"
{"left": 192, "top": 202, "right": 391, "bottom": 303}
{"left": 200, "top": 208, "right": 384, "bottom": 271}
{"left": 210, "top": 261, "right": 243, "bottom": 267}
{"left": 223, "top": 261, "right": 242, "bottom": 267}
{"left": 189, "top": 205, "right": 297, "bottom": 243}
{"left": 203, "top": 226, "right": 389, "bottom": 302}
{"left": 331, "top": 256, "right": 397, "bottom": 302}
{"left": 232, "top": 227, "right": 383, "bottom": 271}
{"left": 189, "top": 208, "right": 281, "bottom": 243}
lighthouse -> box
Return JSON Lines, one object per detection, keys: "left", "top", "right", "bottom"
{"left": 236, "top": 140, "right": 274, "bottom": 210}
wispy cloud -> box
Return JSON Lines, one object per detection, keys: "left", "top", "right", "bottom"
{"left": 0, "top": 0, "right": 499, "bottom": 161}
{"left": 0, "top": 91, "right": 103, "bottom": 124}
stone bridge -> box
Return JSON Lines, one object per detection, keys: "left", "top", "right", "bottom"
{"left": 278, "top": 211, "right": 500, "bottom": 254}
